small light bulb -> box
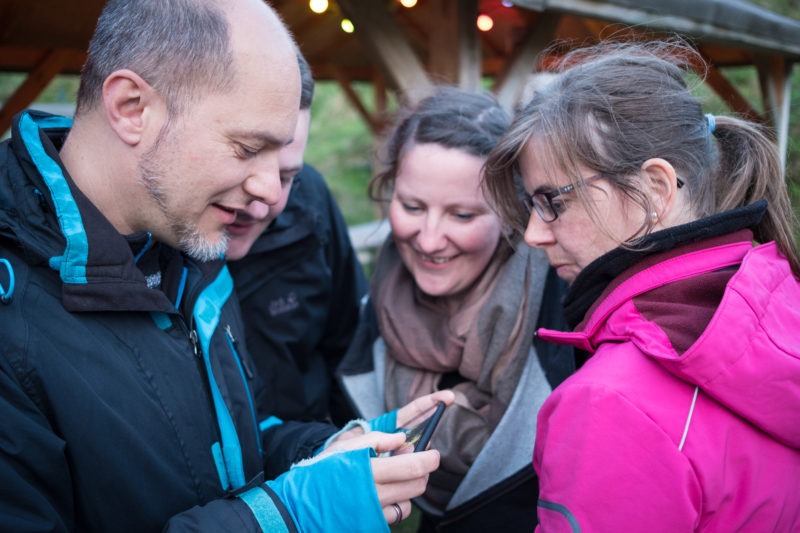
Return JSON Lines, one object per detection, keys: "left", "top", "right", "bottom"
{"left": 400, "top": 0, "right": 418, "bottom": 7}
{"left": 309, "top": 0, "right": 328, "bottom": 14}
{"left": 341, "top": 18, "right": 355, "bottom": 33}
{"left": 476, "top": 14, "right": 494, "bottom": 32}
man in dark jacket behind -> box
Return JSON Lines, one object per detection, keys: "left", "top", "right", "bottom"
{"left": 226, "top": 53, "right": 367, "bottom": 426}
{"left": 0, "top": 1, "right": 445, "bottom": 531}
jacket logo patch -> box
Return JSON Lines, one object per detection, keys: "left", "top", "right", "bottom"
{"left": 269, "top": 292, "right": 299, "bottom": 317}
{"left": 145, "top": 272, "right": 162, "bottom": 290}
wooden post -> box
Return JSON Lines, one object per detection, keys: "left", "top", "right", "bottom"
{"left": 0, "top": 49, "right": 71, "bottom": 135}
{"left": 335, "top": 0, "right": 432, "bottom": 103}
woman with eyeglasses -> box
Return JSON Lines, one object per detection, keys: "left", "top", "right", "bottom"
{"left": 337, "top": 86, "right": 575, "bottom": 532}
{"left": 482, "top": 40, "right": 800, "bottom": 531}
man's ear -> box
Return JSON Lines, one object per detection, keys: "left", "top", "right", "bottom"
{"left": 102, "top": 69, "right": 164, "bottom": 146}
{"left": 641, "top": 158, "right": 679, "bottom": 219}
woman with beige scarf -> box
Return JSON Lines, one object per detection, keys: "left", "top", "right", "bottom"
{"left": 337, "top": 87, "right": 575, "bottom": 532}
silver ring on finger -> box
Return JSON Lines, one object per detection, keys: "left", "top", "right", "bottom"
{"left": 391, "top": 502, "right": 403, "bottom": 525}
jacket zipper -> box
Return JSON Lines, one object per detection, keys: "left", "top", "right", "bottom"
{"left": 224, "top": 324, "right": 261, "bottom": 455}
{"left": 188, "top": 327, "right": 200, "bottom": 358}
{"left": 224, "top": 324, "right": 254, "bottom": 379}
{"left": 181, "top": 268, "right": 260, "bottom": 479}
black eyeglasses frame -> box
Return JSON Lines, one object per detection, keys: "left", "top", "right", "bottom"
{"left": 524, "top": 174, "right": 603, "bottom": 223}
{"left": 524, "top": 174, "right": 685, "bottom": 223}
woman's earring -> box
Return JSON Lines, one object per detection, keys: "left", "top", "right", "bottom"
{"left": 650, "top": 211, "right": 658, "bottom": 220}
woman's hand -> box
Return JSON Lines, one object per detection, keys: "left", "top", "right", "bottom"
{"left": 395, "top": 389, "right": 455, "bottom": 430}
{"left": 328, "top": 389, "right": 455, "bottom": 446}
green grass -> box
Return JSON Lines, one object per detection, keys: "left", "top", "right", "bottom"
{"left": 305, "top": 81, "right": 386, "bottom": 226}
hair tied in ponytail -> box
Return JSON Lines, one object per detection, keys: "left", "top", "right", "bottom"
{"left": 706, "top": 113, "right": 716, "bottom": 135}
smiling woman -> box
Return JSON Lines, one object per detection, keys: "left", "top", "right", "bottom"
{"left": 337, "top": 85, "right": 576, "bottom": 532}
{"left": 388, "top": 141, "right": 503, "bottom": 297}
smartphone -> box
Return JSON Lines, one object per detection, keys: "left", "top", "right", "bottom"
{"left": 401, "top": 401, "right": 447, "bottom": 452}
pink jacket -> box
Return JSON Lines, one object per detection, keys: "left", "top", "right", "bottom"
{"left": 534, "top": 240, "right": 800, "bottom": 532}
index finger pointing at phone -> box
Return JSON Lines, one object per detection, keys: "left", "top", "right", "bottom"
{"left": 395, "top": 390, "right": 455, "bottom": 429}
{"left": 407, "top": 401, "right": 446, "bottom": 452}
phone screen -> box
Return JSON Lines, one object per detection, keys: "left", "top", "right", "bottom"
{"left": 401, "top": 401, "right": 446, "bottom": 452}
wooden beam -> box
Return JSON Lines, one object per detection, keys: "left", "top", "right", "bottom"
{"left": 493, "top": 11, "right": 561, "bottom": 111}
{"left": 0, "top": 0, "right": 27, "bottom": 39}
{"left": 394, "top": 5, "right": 431, "bottom": 54}
{"left": 0, "top": 46, "right": 86, "bottom": 74}
{"left": 297, "top": 24, "right": 355, "bottom": 73}
{"left": 427, "top": 0, "right": 460, "bottom": 85}
{"left": 697, "top": 61, "right": 761, "bottom": 123}
{"left": 0, "top": 48, "right": 71, "bottom": 135}
{"left": 512, "top": 0, "right": 800, "bottom": 58}
{"left": 310, "top": 64, "right": 378, "bottom": 83}
{"left": 757, "top": 56, "right": 793, "bottom": 171}
{"left": 330, "top": 65, "right": 382, "bottom": 135}
{"left": 290, "top": 2, "right": 346, "bottom": 58}
{"left": 335, "top": 0, "right": 432, "bottom": 103}
{"left": 580, "top": 17, "right": 644, "bottom": 42}
{"left": 457, "top": 0, "right": 481, "bottom": 91}
{"left": 425, "top": 0, "right": 481, "bottom": 89}
{"left": 373, "top": 73, "right": 388, "bottom": 118}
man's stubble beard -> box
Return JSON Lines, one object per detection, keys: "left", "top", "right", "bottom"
{"left": 138, "top": 131, "right": 229, "bottom": 263}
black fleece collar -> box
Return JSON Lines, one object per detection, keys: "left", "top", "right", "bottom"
{"left": 563, "top": 200, "right": 767, "bottom": 329}
{"left": 5, "top": 111, "right": 225, "bottom": 314}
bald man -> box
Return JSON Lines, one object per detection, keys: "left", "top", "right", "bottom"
{"left": 0, "top": 1, "right": 447, "bottom": 531}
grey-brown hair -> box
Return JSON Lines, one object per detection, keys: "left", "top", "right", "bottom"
{"left": 482, "top": 39, "right": 799, "bottom": 276}
{"left": 76, "top": 0, "right": 234, "bottom": 117}
{"left": 370, "top": 86, "right": 510, "bottom": 205}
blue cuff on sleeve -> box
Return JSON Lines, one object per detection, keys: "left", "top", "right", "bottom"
{"left": 237, "top": 485, "right": 294, "bottom": 532}
{"left": 368, "top": 410, "right": 397, "bottom": 433}
{"left": 320, "top": 410, "right": 399, "bottom": 452}
{"left": 266, "top": 448, "right": 388, "bottom": 533}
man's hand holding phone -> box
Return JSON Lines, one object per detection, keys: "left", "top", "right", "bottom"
{"left": 371, "top": 393, "right": 451, "bottom": 525}
{"left": 320, "top": 390, "right": 454, "bottom": 525}
{"left": 397, "top": 401, "right": 447, "bottom": 453}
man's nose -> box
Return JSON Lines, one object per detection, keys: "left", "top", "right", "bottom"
{"left": 243, "top": 160, "right": 282, "bottom": 206}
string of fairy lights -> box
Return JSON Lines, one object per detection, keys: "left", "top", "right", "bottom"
{"left": 308, "top": 0, "right": 515, "bottom": 34}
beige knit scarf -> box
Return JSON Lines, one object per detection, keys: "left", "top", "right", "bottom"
{"left": 372, "top": 236, "right": 547, "bottom": 508}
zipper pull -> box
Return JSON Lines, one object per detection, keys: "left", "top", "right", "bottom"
{"left": 224, "top": 324, "right": 236, "bottom": 345}
{"left": 224, "top": 324, "right": 254, "bottom": 380}
{"left": 189, "top": 328, "right": 200, "bottom": 358}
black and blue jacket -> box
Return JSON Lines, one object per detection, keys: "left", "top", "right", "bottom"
{"left": 0, "top": 112, "right": 343, "bottom": 532}
{"left": 229, "top": 163, "right": 367, "bottom": 427}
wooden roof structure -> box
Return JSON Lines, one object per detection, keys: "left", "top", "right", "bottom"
{"left": 1, "top": 0, "right": 799, "bottom": 161}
